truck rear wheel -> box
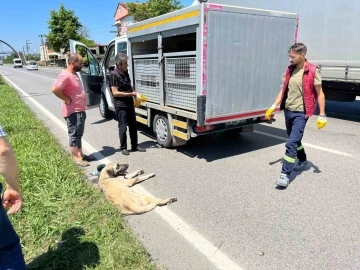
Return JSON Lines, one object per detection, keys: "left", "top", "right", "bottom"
{"left": 153, "top": 114, "right": 172, "bottom": 148}
{"left": 99, "top": 93, "right": 112, "bottom": 119}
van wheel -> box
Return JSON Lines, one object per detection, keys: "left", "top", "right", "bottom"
{"left": 99, "top": 93, "right": 112, "bottom": 119}
{"left": 153, "top": 114, "right": 172, "bottom": 148}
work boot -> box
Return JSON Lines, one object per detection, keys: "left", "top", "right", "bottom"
{"left": 276, "top": 173, "right": 290, "bottom": 187}
{"left": 132, "top": 146, "right": 146, "bottom": 152}
{"left": 294, "top": 160, "right": 308, "bottom": 171}
{"left": 121, "top": 149, "right": 129, "bottom": 155}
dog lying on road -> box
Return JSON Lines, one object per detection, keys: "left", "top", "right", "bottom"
{"left": 97, "top": 162, "right": 177, "bottom": 215}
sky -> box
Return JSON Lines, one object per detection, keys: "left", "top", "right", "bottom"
{"left": 0, "top": 0, "right": 195, "bottom": 53}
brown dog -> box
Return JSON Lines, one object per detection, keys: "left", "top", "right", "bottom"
{"left": 97, "top": 162, "right": 177, "bottom": 215}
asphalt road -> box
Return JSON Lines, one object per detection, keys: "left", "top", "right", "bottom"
{"left": 1, "top": 65, "right": 360, "bottom": 270}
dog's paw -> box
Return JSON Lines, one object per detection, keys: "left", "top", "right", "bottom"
{"left": 138, "top": 169, "right": 144, "bottom": 175}
{"left": 147, "top": 173, "right": 155, "bottom": 178}
{"left": 167, "top": 197, "right": 177, "bottom": 204}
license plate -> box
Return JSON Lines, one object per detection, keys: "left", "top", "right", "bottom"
{"left": 225, "top": 119, "right": 246, "bottom": 126}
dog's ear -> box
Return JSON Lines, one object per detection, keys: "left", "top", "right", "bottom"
{"left": 97, "top": 164, "right": 106, "bottom": 172}
{"left": 106, "top": 167, "right": 117, "bottom": 177}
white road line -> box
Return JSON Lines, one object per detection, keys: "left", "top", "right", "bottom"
{"left": 1, "top": 67, "right": 55, "bottom": 81}
{"left": 254, "top": 130, "right": 353, "bottom": 157}
{"left": 0, "top": 71, "right": 243, "bottom": 270}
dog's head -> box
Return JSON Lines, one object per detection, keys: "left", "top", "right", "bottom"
{"left": 100, "top": 162, "right": 129, "bottom": 178}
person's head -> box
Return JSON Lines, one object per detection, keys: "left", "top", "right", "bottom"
{"left": 67, "top": 53, "right": 83, "bottom": 72}
{"left": 288, "top": 43, "right": 307, "bottom": 66}
{"left": 115, "top": 53, "right": 128, "bottom": 72}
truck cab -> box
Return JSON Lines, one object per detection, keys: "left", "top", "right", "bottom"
{"left": 69, "top": 36, "right": 128, "bottom": 117}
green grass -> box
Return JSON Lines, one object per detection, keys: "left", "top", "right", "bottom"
{"left": 0, "top": 77, "right": 156, "bottom": 270}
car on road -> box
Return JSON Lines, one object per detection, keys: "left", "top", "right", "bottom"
{"left": 26, "top": 61, "right": 38, "bottom": 71}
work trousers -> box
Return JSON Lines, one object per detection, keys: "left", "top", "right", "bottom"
{"left": 281, "top": 109, "right": 308, "bottom": 175}
{"left": 115, "top": 107, "right": 138, "bottom": 150}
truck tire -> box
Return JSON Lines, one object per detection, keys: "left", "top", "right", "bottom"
{"left": 99, "top": 93, "right": 112, "bottom": 119}
{"left": 153, "top": 114, "right": 173, "bottom": 148}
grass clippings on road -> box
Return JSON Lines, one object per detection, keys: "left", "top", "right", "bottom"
{"left": 0, "top": 77, "right": 155, "bottom": 269}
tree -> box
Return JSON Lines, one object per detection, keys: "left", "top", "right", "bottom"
{"left": 46, "top": 4, "right": 82, "bottom": 52}
{"left": 3, "top": 53, "right": 17, "bottom": 64}
{"left": 79, "top": 37, "right": 96, "bottom": 48}
{"left": 128, "top": 0, "right": 184, "bottom": 22}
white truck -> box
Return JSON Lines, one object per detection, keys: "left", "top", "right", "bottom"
{"left": 210, "top": 0, "right": 360, "bottom": 102}
{"left": 13, "top": 58, "right": 23, "bottom": 68}
{"left": 70, "top": 0, "right": 298, "bottom": 148}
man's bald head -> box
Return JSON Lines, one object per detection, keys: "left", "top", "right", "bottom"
{"left": 68, "top": 53, "right": 82, "bottom": 65}
{"left": 67, "top": 53, "right": 83, "bottom": 73}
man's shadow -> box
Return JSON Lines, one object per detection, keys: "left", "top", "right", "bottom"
{"left": 26, "top": 227, "right": 100, "bottom": 270}
{"left": 269, "top": 158, "right": 321, "bottom": 190}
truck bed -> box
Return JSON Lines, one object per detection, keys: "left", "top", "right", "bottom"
{"left": 203, "top": 4, "right": 297, "bottom": 124}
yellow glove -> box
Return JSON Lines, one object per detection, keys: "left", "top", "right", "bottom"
{"left": 317, "top": 115, "right": 327, "bottom": 129}
{"left": 133, "top": 98, "right": 141, "bottom": 108}
{"left": 136, "top": 93, "right": 148, "bottom": 103}
{"left": 265, "top": 105, "right": 276, "bottom": 119}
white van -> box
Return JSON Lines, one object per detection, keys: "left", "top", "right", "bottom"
{"left": 13, "top": 58, "right": 23, "bottom": 68}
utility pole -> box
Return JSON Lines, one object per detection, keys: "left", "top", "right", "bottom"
{"left": 25, "top": 40, "right": 31, "bottom": 55}
{"left": 38, "top": 34, "right": 47, "bottom": 66}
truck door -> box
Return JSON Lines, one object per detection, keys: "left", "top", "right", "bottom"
{"left": 69, "top": 39, "right": 103, "bottom": 109}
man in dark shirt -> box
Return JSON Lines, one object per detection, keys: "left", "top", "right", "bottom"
{"left": 109, "top": 53, "right": 146, "bottom": 155}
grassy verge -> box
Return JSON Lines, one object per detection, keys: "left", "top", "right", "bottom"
{"left": 0, "top": 77, "right": 155, "bottom": 269}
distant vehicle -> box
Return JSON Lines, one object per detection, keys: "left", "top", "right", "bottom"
{"left": 13, "top": 58, "right": 23, "bottom": 68}
{"left": 26, "top": 61, "right": 38, "bottom": 71}
{"left": 0, "top": 59, "right": 3, "bottom": 65}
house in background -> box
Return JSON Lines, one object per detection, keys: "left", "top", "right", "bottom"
{"left": 89, "top": 44, "right": 108, "bottom": 63}
{"left": 114, "top": 2, "right": 135, "bottom": 36}
{"left": 39, "top": 42, "right": 63, "bottom": 66}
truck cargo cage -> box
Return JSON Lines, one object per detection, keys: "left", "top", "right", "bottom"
{"left": 133, "top": 54, "right": 161, "bottom": 103}
{"left": 164, "top": 52, "right": 197, "bottom": 111}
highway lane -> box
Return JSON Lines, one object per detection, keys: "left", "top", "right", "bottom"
{"left": 1, "top": 65, "right": 360, "bottom": 270}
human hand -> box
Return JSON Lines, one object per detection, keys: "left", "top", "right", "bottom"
{"left": 136, "top": 93, "right": 148, "bottom": 102}
{"left": 317, "top": 115, "right": 327, "bottom": 129}
{"left": 2, "top": 186, "right": 23, "bottom": 214}
{"left": 65, "top": 97, "right": 72, "bottom": 105}
{"left": 265, "top": 104, "right": 276, "bottom": 119}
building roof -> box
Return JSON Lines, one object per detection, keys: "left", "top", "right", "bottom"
{"left": 114, "top": 2, "right": 129, "bottom": 17}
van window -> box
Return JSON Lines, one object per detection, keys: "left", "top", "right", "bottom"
{"left": 117, "top": 42, "right": 127, "bottom": 55}
{"left": 15, "top": 60, "right": 21, "bottom": 64}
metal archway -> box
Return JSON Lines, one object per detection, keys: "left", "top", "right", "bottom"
{"left": 0, "top": 40, "right": 20, "bottom": 58}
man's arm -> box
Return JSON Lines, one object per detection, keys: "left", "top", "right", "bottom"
{"left": 0, "top": 134, "right": 22, "bottom": 214}
{"left": 51, "top": 86, "right": 71, "bottom": 104}
{"left": 111, "top": 86, "right": 136, "bottom": 98}
{"left": 272, "top": 89, "right": 283, "bottom": 107}
{"left": 51, "top": 74, "right": 71, "bottom": 104}
{"left": 109, "top": 74, "right": 136, "bottom": 98}
{"left": 315, "top": 85, "right": 325, "bottom": 115}
{"left": 314, "top": 68, "right": 325, "bottom": 115}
